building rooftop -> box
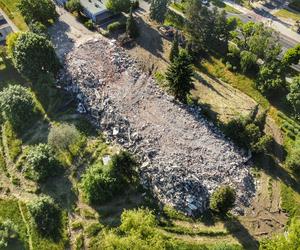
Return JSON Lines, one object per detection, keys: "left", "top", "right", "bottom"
{"left": 80, "top": 0, "right": 109, "bottom": 15}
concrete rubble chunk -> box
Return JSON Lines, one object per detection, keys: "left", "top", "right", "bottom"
{"left": 58, "top": 35, "right": 256, "bottom": 217}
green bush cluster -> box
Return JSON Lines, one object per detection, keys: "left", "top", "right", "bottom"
{"left": 224, "top": 111, "right": 273, "bottom": 154}
{"left": 24, "top": 144, "right": 60, "bottom": 182}
{"left": 209, "top": 186, "right": 236, "bottom": 215}
{"left": 0, "top": 85, "right": 38, "bottom": 133}
{"left": 286, "top": 138, "right": 300, "bottom": 176}
{"left": 0, "top": 219, "right": 18, "bottom": 248}
{"left": 81, "top": 151, "right": 137, "bottom": 205}
{"left": 28, "top": 196, "right": 61, "bottom": 237}
{"left": 107, "top": 21, "right": 125, "bottom": 32}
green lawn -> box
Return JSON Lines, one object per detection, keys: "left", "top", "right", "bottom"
{"left": 275, "top": 9, "right": 300, "bottom": 22}
{"left": 0, "top": 0, "right": 28, "bottom": 30}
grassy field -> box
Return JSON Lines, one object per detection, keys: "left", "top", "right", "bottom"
{"left": 0, "top": 0, "right": 28, "bottom": 30}
{"left": 275, "top": 9, "right": 300, "bottom": 22}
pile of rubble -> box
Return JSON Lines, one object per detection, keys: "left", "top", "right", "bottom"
{"left": 58, "top": 35, "right": 255, "bottom": 216}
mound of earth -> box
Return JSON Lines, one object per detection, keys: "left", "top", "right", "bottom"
{"left": 59, "top": 36, "right": 255, "bottom": 216}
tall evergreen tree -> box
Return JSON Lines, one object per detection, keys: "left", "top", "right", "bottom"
{"left": 169, "top": 33, "right": 179, "bottom": 62}
{"left": 150, "top": 0, "right": 168, "bottom": 23}
{"left": 126, "top": 6, "right": 138, "bottom": 38}
{"left": 166, "top": 50, "right": 194, "bottom": 102}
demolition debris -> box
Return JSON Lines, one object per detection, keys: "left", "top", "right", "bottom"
{"left": 58, "top": 36, "right": 255, "bottom": 216}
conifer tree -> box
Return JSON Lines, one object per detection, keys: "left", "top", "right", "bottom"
{"left": 169, "top": 33, "right": 179, "bottom": 62}
{"left": 150, "top": 0, "right": 168, "bottom": 23}
{"left": 126, "top": 6, "right": 138, "bottom": 38}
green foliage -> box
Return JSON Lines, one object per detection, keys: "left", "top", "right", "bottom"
{"left": 209, "top": 186, "right": 236, "bottom": 215}
{"left": 256, "top": 61, "right": 285, "bottom": 95}
{"left": 17, "top": 0, "right": 58, "bottom": 25}
{"left": 286, "top": 138, "right": 300, "bottom": 175}
{"left": 0, "top": 85, "right": 37, "bottom": 132}
{"left": 29, "top": 21, "right": 48, "bottom": 37}
{"left": 150, "top": 0, "right": 169, "bottom": 23}
{"left": 84, "top": 20, "right": 94, "bottom": 30}
{"left": 107, "top": 21, "right": 124, "bottom": 32}
{"left": 6, "top": 32, "right": 21, "bottom": 59}
{"left": 66, "top": 0, "right": 83, "bottom": 14}
{"left": 106, "top": 0, "right": 131, "bottom": 13}
{"left": 93, "top": 209, "right": 174, "bottom": 249}
{"left": 110, "top": 151, "right": 137, "bottom": 185}
{"left": 166, "top": 49, "right": 194, "bottom": 102}
{"left": 48, "top": 123, "right": 82, "bottom": 153}
{"left": 287, "top": 75, "right": 300, "bottom": 115}
{"left": 3, "top": 122, "right": 22, "bottom": 162}
{"left": 185, "top": 0, "right": 233, "bottom": 52}
{"left": 80, "top": 163, "right": 117, "bottom": 204}
{"left": 10, "top": 32, "right": 60, "bottom": 81}
{"left": 169, "top": 33, "right": 179, "bottom": 62}
{"left": 0, "top": 219, "right": 18, "bottom": 248}
{"left": 24, "top": 144, "right": 60, "bottom": 182}
{"left": 240, "top": 50, "right": 257, "bottom": 73}
{"left": 260, "top": 218, "right": 300, "bottom": 249}
{"left": 28, "top": 196, "right": 61, "bottom": 237}
{"left": 126, "top": 7, "right": 139, "bottom": 38}
{"left": 283, "top": 44, "right": 300, "bottom": 66}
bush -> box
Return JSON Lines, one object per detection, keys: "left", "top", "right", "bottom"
{"left": 48, "top": 123, "right": 82, "bottom": 153}
{"left": 24, "top": 144, "right": 60, "bottom": 182}
{"left": 286, "top": 138, "right": 300, "bottom": 175}
{"left": 210, "top": 186, "right": 236, "bottom": 215}
{"left": 0, "top": 220, "right": 18, "bottom": 248}
{"left": 252, "top": 134, "right": 273, "bottom": 154}
{"left": 84, "top": 20, "right": 94, "bottom": 30}
{"left": 107, "top": 21, "right": 123, "bottom": 32}
{"left": 287, "top": 76, "right": 300, "bottom": 115}
{"left": 29, "top": 22, "right": 48, "bottom": 37}
{"left": 28, "top": 196, "right": 61, "bottom": 237}
{"left": 109, "top": 151, "right": 137, "bottom": 185}
{"left": 80, "top": 163, "right": 117, "bottom": 204}
{"left": 0, "top": 85, "right": 38, "bottom": 132}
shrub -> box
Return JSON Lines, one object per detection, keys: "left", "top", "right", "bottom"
{"left": 84, "top": 20, "right": 94, "bottom": 30}
{"left": 287, "top": 76, "right": 300, "bottom": 115}
{"left": 24, "top": 144, "right": 60, "bottom": 182}
{"left": 210, "top": 186, "right": 236, "bottom": 215}
{"left": 48, "top": 123, "right": 82, "bottom": 153}
{"left": 286, "top": 138, "right": 300, "bottom": 175}
{"left": 80, "top": 163, "right": 117, "bottom": 204}
{"left": 29, "top": 22, "right": 48, "bottom": 37}
{"left": 28, "top": 196, "right": 61, "bottom": 236}
{"left": 109, "top": 151, "right": 137, "bottom": 185}
{"left": 252, "top": 134, "right": 273, "bottom": 154}
{"left": 0, "top": 219, "right": 18, "bottom": 248}
{"left": 0, "top": 85, "right": 37, "bottom": 132}
{"left": 107, "top": 21, "right": 123, "bottom": 32}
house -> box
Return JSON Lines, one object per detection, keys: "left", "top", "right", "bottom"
{"left": 0, "top": 14, "right": 13, "bottom": 43}
{"left": 55, "top": 0, "right": 113, "bottom": 24}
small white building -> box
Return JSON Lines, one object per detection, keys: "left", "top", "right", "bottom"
{"left": 0, "top": 14, "right": 13, "bottom": 43}
{"left": 55, "top": 0, "right": 113, "bottom": 24}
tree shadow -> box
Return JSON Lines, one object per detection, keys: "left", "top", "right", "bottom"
{"left": 133, "top": 16, "right": 166, "bottom": 62}
{"left": 224, "top": 215, "right": 259, "bottom": 250}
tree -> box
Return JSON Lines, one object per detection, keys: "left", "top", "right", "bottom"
{"left": 287, "top": 76, "right": 300, "bottom": 115}
{"left": 210, "top": 186, "right": 236, "bottom": 215}
{"left": 149, "top": 0, "right": 168, "bottom": 23}
{"left": 256, "top": 61, "right": 285, "bottom": 95}
{"left": 24, "top": 144, "right": 60, "bottom": 182}
{"left": 66, "top": 0, "right": 83, "bottom": 15}
{"left": 0, "top": 85, "right": 37, "bottom": 132}
{"left": 28, "top": 196, "right": 61, "bottom": 236}
{"left": 18, "top": 0, "right": 58, "bottom": 26}
{"left": 29, "top": 22, "right": 48, "bottom": 37}
{"left": 106, "top": 0, "right": 131, "bottom": 13}
{"left": 283, "top": 44, "right": 300, "bottom": 65}
{"left": 10, "top": 32, "right": 60, "bottom": 81}
{"left": 6, "top": 32, "right": 21, "bottom": 59}
{"left": 48, "top": 123, "right": 82, "bottom": 152}
{"left": 240, "top": 50, "right": 257, "bottom": 73}
{"left": 126, "top": 6, "right": 138, "bottom": 38}
{"left": 169, "top": 33, "right": 179, "bottom": 62}
{"left": 166, "top": 50, "right": 194, "bottom": 102}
